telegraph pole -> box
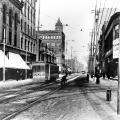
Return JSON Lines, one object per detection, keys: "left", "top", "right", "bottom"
{"left": 3, "top": 28, "right": 6, "bottom": 82}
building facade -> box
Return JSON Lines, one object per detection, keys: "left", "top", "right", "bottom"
{"left": 88, "top": 8, "right": 117, "bottom": 76}
{"left": 0, "top": 0, "right": 38, "bottom": 80}
{"left": 98, "top": 12, "right": 120, "bottom": 77}
{"left": 38, "top": 18, "right": 65, "bottom": 72}
{"left": 0, "top": 0, "right": 23, "bottom": 49}
{"left": 20, "top": 0, "right": 37, "bottom": 65}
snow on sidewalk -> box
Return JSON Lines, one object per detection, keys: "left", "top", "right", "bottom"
{"left": 0, "top": 79, "right": 39, "bottom": 90}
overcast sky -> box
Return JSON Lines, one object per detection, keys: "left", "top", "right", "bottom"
{"left": 36, "top": 0, "right": 120, "bottom": 67}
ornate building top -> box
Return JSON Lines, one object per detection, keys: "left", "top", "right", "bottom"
{"left": 55, "top": 18, "right": 63, "bottom": 32}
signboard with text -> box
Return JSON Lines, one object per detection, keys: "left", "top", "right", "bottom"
{"left": 113, "top": 38, "right": 119, "bottom": 59}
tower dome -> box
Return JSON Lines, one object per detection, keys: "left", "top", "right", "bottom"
{"left": 55, "top": 18, "right": 63, "bottom": 32}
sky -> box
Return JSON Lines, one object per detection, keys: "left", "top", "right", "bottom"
{"left": 36, "top": 0, "right": 120, "bottom": 67}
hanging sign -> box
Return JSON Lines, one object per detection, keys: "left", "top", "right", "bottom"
{"left": 113, "top": 38, "right": 119, "bottom": 59}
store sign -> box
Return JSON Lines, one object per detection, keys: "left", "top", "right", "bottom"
{"left": 113, "top": 38, "right": 119, "bottom": 58}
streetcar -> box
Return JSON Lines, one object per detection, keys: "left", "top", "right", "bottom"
{"left": 32, "top": 61, "right": 59, "bottom": 82}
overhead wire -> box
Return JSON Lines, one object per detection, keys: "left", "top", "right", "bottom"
{"left": 104, "top": 0, "right": 116, "bottom": 23}
{"left": 107, "top": 0, "right": 120, "bottom": 21}
{"left": 97, "top": 0, "right": 107, "bottom": 38}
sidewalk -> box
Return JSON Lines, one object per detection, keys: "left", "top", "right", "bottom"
{"left": 0, "top": 73, "right": 78, "bottom": 90}
{"left": 0, "top": 79, "right": 38, "bottom": 90}
{"left": 89, "top": 77, "right": 120, "bottom": 119}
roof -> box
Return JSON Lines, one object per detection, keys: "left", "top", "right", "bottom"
{"left": 105, "top": 12, "right": 120, "bottom": 34}
{"left": 55, "top": 18, "right": 63, "bottom": 26}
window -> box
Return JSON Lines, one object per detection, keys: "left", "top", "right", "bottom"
{"left": 25, "top": 39, "right": 27, "bottom": 50}
{"left": 51, "top": 36, "right": 53, "bottom": 39}
{"left": 59, "top": 36, "right": 61, "bottom": 39}
{"left": 9, "top": 9, "right": 12, "bottom": 45}
{"left": 24, "top": 3, "right": 26, "bottom": 17}
{"left": 21, "top": 19, "right": 23, "bottom": 31}
{"left": 28, "top": 6, "right": 29, "bottom": 20}
{"left": 28, "top": 41, "right": 30, "bottom": 51}
{"left": 115, "top": 25, "right": 119, "bottom": 39}
{"left": 24, "top": 22, "right": 26, "bottom": 33}
{"left": 28, "top": 24, "right": 29, "bottom": 35}
{"left": 21, "top": 37, "right": 23, "bottom": 49}
{"left": 51, "top": 43, "right": 55, "bottom": 47}
{"left": 31, "top": 42, "right": 33, "bottom": 52}
{"left": 14, "top": 13, "right": 18, "bottom": 46}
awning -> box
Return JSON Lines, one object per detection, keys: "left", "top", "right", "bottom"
{"left": 8, "top": 52, "right": 30, "bottom": 69}
{"left": 0, "top": 50, "right": 11, "bottom": 68}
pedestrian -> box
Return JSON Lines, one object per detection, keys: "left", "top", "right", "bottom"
{"left": 96, "top": 70, "right": 100, "bottom": 84}
{"left": 61, "top": 74, "right": 67, "bottom": 87}
{"left": 86, "top": 72, "right": 89, "bottom": 83}
{"left": 103, "top": 72, "right": 105, "bottom": 79}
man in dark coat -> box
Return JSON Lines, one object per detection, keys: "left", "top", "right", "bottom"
{"left": 61, "top": 74, "right": 67, "bottom": 87}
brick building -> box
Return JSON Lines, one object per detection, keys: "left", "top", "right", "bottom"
{"left": 37, "top": 18, "right": 65, "bottom": 72}
{"left": 0, "top": 0, "right": 37, "bottom": 80}
{"left": 20, "top": 0, "right": 37, "bottom": 65}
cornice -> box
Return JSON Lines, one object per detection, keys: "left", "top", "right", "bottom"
{"left": 9, "top": 0, "right": 23, "bottom": 10}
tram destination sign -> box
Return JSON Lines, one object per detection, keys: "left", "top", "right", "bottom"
{"left": 113, "top": 38, "right": 119, "bottom": 59}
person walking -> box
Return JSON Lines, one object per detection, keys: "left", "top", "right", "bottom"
{"left": 96, "top": 70, "right": 100, "bottom": 84}
{"left": 86, "top": 72, "right": 89, "bottom": 83}
{"left": 61, "top": 74, "right": 67, "bottom": 87}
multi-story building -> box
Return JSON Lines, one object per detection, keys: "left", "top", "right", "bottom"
{"left": 0, "top": 0, "right": 23, "bottom": 50}
{"left": 89, "top": 8, "right": 117, "bottom": 75}
{"left": 98, "top": 12, "right": 120, "bottom": 77}
{"left": 37, "top": 18, "right": 65, "bottom": 73}
{"left": 20, "top": 0, "right": 37, "bottom": 65}
{"left": 0, "top": 0, "right": 38, "bottom": 80}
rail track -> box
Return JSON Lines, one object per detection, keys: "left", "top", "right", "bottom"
{"left": 0, "top": 82, "right": 58, "bottom": 104}
{"left": 0, "top": 74, "right": 79, "bottom": 120}
{"left": 1, "top": 84, "right": 61, "bottom": 120}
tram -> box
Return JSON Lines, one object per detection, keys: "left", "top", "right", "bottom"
{"left": 32, "top": 61, "right": 59, "bottom": 82}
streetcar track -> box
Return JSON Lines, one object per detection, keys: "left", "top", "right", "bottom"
{"left": 0, "top": 84, "right": 59, "bottom": 104}
{"left": 2, "top": 86, "right": 61, "bottom": 120}
{"left": 0, "top": 82, "right": 57, "bottom": 104}
{"left": 0, "top": 75, "right": 79, "bottom": 120}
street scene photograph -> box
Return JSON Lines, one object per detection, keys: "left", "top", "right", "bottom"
{"left": 0, "top": 0, "right": 120, "bottom": 120}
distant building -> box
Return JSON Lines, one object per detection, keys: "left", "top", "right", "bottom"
{"left": 37, "top": 18, "right": 65, "bottom": 72}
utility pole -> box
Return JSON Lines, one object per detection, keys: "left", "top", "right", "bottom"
{"left": 3, "top": 28, "right": 6, "bottom": 82}
{"left": 36, "top": 0, "right": 41, "bottom": 61}
{"left": 93, "top": 0, "right": 99, "bottom": 76}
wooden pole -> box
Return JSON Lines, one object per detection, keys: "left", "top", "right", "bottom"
{"left": 3, "top": 28, "right": 6, "bottom": 82}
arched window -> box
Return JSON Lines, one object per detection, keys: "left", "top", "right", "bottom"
{"left": 14, "top": 13, "right": 18, "bottom": 46}
{"left": 3, "top": 4, "right": 7, "bottom": 25}
{"left": 9, "top": 9, "right": 13, "bottom": 45}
